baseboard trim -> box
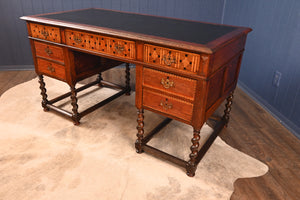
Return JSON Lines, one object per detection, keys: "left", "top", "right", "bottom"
{"left": 0, "top": 65, "right": 34, "bottom": 71}
{"left": 238, "top": 81, "right": 300, "bottom": 139}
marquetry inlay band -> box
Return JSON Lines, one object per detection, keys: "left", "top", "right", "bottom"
{"left": 65, "top": 29, "right": 136, "bottom": 60}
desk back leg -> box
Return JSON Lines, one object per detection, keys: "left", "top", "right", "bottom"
{"left": 97, "top": 73, "right": 103, "bottom": 87}
{"left": 223, "top": 91, "right": 234, "bottom": 126}
{"left": 125, "top": 63, "right": 131, "bottom": 95}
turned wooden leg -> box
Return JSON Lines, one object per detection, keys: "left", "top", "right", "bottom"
{"left": 223, "top": 91, "right": 234, "bottom": 126}
{"left": 38, "top": 75, "right": 49, "bottom": 111}
{"left": 70, "top": 85, "right": 80, "bottom": 125}
{"left": 186, "top": 129, "right": 201, "bottom": 177}
{"left": 135, "top": 109, "right": 144, "bottom": 153}
{"left": 97, "top": 73, "right": 103, "bottom": 87}
{"left": 125, "top": 63, "right": 131, "bottom": 95}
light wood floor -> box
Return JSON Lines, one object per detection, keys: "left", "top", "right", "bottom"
{"left": 0, "top": 70, "right": 299, "bottom": 200}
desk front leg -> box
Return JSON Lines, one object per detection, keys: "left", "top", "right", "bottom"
{"left": 38, "top": 75, "right": 49, "bottom": 111}
{"left": 135, "top": 109, "right": 144, "bottom": 153}
{"left": 70, "top": 85, "right": 80, "bottom": 125}
{"left": 186, "top": 129, "right": 201, "bottom": 177}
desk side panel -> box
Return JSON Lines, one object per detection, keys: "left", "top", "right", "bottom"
{"left": 209, "top": 34, "right": 246, "bottom": 75}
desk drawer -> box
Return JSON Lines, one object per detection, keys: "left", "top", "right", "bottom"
{"left": 30, "top": 23, "right": 61, "bottom": 43}
{"left": 34, "top": 41, "right": 64, "bottom": 63}
{"left": 37, "top": 58, "right": 66, "bottom": 81}
{"left": 143, "top": 67, "right": 196, "bottom": 100}
{"left": 144, "top": 44, "right": 200, "bottom": 74}
{"left": 65, "top": 29, "right": 136, "bottom": 60}
{"left": 143, "top": 89, "right": 193, "bottom": 122}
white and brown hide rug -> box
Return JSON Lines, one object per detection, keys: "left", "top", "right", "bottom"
{"left": 0, "top": 77, "right": 268, "bottom": 200}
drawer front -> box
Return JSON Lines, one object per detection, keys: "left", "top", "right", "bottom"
{"left": 30, "top": 23, "right": 61, "bottom": 43}
{"left": 37, "top": 58, "right": 66, "bottom": 81}
{"left": 143, "top": 89, "right": 193, "bottom": 122}
{"left": 34, "top": 41, "right": 64, "bottom": 63}
{"left": 143, "top": 67, "right": 196, "bottom": 100}
{"left": 65, "top": 29, "right": 136, "bottom": 60}
{"left": 144, "top": 44, "right": 200, "bottom": 73}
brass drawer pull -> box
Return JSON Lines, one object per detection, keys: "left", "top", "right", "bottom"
{"left": 47, "top": 64, "right": 55, "bottom": 73}
{"left": 44, "top": 47, "right": 53, "bottom": 56}
{"left": 160, "top": 99, "right": 173, "bottom": 110}
{"left": 74, "top": 36, "right": 82, "bottom": 44}
{"left": 161, "top": 77, "right": 174, "bottom": 89}
{"left": 162, "top": 54, "right": 176, "bottom": 66}
{"left": 115, "top": 44, "right": 125, "bottom": 54}
{"left": 41, "top": 30, "right": 49, "bottom": 38}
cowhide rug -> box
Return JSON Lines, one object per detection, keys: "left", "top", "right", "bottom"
{"left": 0, "top": 77, "right": 268, "bottom": 200}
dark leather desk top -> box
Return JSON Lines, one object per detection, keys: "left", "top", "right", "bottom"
{"left": 40, "top": 8, "right": 237, "bottom": 45}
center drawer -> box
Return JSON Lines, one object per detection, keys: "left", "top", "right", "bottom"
{"left": 65, "top": 29, "right": 136, "bottom": 60}
{"left": 143, "top": 67, "right": 196, "bottom": 100}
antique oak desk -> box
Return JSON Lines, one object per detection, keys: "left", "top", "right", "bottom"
{"left": 21, "top": 8, "right": 251, "bottom": 177}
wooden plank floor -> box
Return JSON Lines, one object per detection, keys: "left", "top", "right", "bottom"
{"left": 0, "top": 70, "right": 299, "bottom": 200}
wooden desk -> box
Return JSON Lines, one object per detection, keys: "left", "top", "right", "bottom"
{"left": 21, "top": 8, "right": 251, "bottom": 177}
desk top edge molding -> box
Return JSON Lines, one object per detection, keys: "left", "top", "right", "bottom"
{"left": 20, "top": 8, "right": 252, "bottom": 54}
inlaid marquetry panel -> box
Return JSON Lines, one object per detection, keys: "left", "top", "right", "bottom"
{"left": 144, "top": 44, "right": 200, "bottom": 73}
{"left": 30, "top": 23, "right": 61, "bottom": 43}
{"left": 65, "top": 29, "right": 136, "bottom": 60}
{"left": 143, "top": 67, "right": 196, "bottom": 100}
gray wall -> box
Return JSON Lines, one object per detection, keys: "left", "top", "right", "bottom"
{"left": 0, "top": 0, "right": 299, "bottom": 137}
{"left": 223, "top": 0, "right": 300, "bottom": 137}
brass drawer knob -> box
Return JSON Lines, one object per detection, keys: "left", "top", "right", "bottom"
{"left": 47, "top": 64, "right": 55, "bottom": 73}
{"left": 74, "top": 36, "right": 82, "bottom": 44}
{"left": 162, "top": 54, "right": 176, "bottom": 66}
{"left": 115, "top": 44, "right": 125, "bottom": 54}
{"left": 161, "top": 77, "right": 174, "bottom": 89}
{"left": 41, "top": 30, "right": 49, "bottom": 38}
{"left": 160, "top": 99, "right": 173, "bottom": 110}
{"left": 45, "top": 47, "right": 53, "bottom": 56}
